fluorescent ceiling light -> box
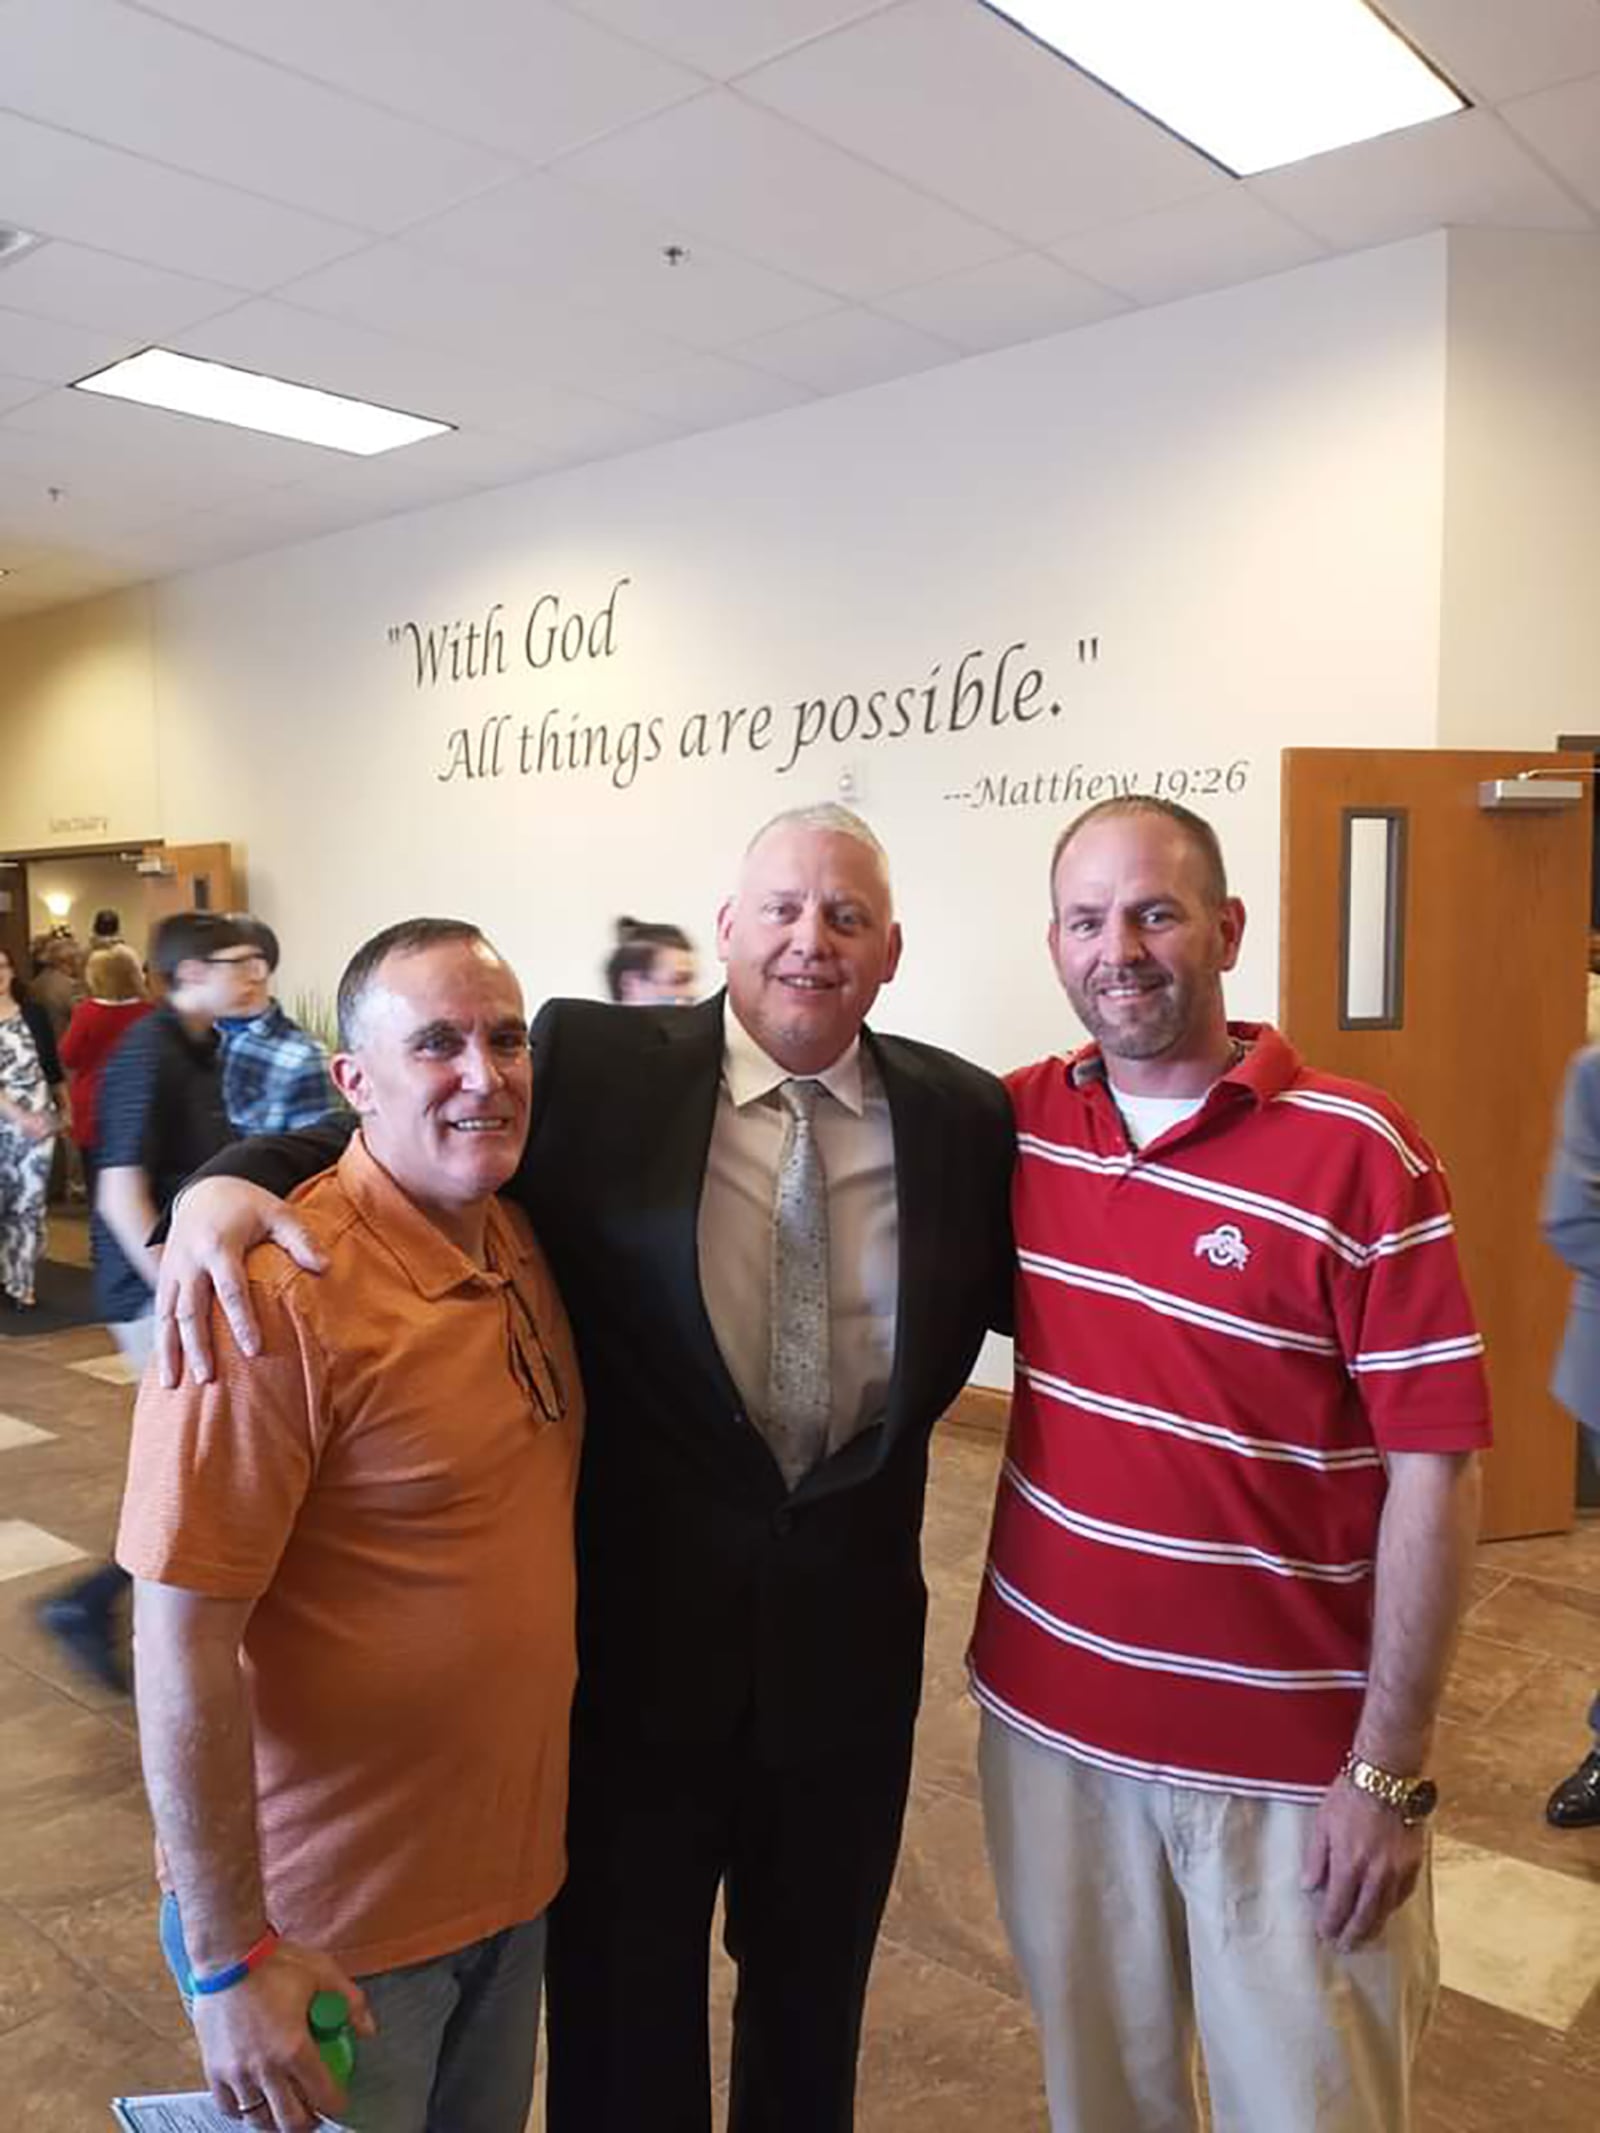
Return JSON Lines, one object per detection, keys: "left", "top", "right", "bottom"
{"left": 984, "top": 0, "right": 1465, "bottom": 175}
{"left": 72, "top": 348, "right": 452, "bottom": 456}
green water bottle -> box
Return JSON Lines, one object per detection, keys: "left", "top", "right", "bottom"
{"left": 308, "top": 1989, "right": 357, "bottom": 2087}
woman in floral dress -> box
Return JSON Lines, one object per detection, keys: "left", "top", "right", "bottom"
{"left": 0, "top": 946, "right": 64, "bottom": 1310}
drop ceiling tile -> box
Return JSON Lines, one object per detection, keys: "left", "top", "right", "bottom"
{"left": 555, "top": 88, "right": 1014, "bottom": 298}
{"left": 1, "top": 386, "right": 337, "bottom": 492}
{"left": 0, "top": 305, "right": 140, "bottom": 384}
{"left": 556, "top": 0, "right": 898, "bottom": 80}
{"left": 0, "top": 112, "right": 369, "bottom": 286}
{"left": 0, "top": 241, "right": 243, "bottom": 340}
{"left": 2, "top": 0, "right": 518, "bottom": 233}
{"left": 0, "top": 374, "right": 52, "bottom": 417}
{"left": 1384, "top": 0, "right": 1600, "bottom": 104}
{"left": 126, "top": 0, "right": 709, "bottom": 163}
{"left": 1051, "top": 191, "right": 1328, "bottom": 307}
{"left": 739, "top": 0, "right": 1225, "bottom": 246}
{"left": 733, "top": 305, "right": 958, "bottom": 393}
{"left": 406, "top": 174, "right": 839, "bottom": 347}
{"left": 1500, "top": 73, "right": 1600, "bottom": 215}
{"left": 1249, "top": 108, "right": 1593, "bottom": 248}
{"left": 173, "top": 300, "right": 557, "bottom": 434}
{"left": 875, "top": 250, "right": 1127, "bottom": 351}
{"left": 609, "top": 351, "right": 816, "bottom": 427}
{"left": 275, "top": 241, "right": 695, "bottom": 392}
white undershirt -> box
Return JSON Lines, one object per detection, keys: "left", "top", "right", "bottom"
{"left": 697, "top": 1004, "right": 899, "bottom": 1459}
{"left": 1113, "top": 1088, "right": 1211, "bottom": 1151}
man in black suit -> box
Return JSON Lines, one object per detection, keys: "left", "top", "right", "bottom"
{"left": 153, "top": 804, "right": 1014, "bottom": 2133}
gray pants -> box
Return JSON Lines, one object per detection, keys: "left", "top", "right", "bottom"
{"left": 161, "top": 1895, "right": 546, "bottom": 2132}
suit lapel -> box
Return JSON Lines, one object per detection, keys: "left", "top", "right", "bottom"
{"left": 867, "top": 1028, "right": 939, "bottom": 1455}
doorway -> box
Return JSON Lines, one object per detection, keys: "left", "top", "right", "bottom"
{"left": 1281, "top": 746, "right": 1591, "bottom": 1541}
{"left": 1, "top": 839, "right": 241, "bottom": 1286}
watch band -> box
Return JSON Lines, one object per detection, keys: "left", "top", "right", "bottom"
{"left": 1340, "top": 1752, "right": 1437, "bottom": 1824}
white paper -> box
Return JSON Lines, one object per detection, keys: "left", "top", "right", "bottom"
{"left": 112, "top": 2096, "right": 248, "bottom": 2132}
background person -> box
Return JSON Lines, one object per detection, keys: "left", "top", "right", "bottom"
{"left": 0, "top": 945, "right": 64, "bottom": 1310}
{"left": 59, "top": 943, "right": 153, "bottom": 1201}
{"left": 37, "top": 912, "right": 253, "bottom": 1691}
{"left": 602, "top": 916, "right": 697, "bottom": 1006}
{"left": 216, "top": 916, "right": 337, "bottom": 1134}
{"left": 1539, "top": 1043, "right": 1600, "bottom": 1830}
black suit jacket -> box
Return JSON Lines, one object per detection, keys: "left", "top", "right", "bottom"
{"left": 195, "top": 993, "right": 1014, "bottom": 1763}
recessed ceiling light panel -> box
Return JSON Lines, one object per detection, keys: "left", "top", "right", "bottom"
{"left": 71, "top": 348, "right": 453, "bottom": 456}
{"left": 983, "top": 0, "right": 1466, "bottom": 175}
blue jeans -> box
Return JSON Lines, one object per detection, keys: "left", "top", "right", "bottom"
{"left": 160, "top": 1895, "right": 545, "bottom": 2133}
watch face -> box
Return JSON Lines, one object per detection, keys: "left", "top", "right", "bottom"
{"left": 1404, "top": 1779, "right": 1439, "bottom": 1822}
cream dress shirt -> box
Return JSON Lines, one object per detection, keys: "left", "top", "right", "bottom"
{"left": 697, "top": 1003, "right": 899, "bottom": 1463}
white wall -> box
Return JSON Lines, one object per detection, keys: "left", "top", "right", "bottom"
{"left": 0, "top": 588, "right": 159, "bottom": 851}
{"left": 1438, "top": 229, "right": 1600, "bottom": 752}
{"left": 150, "top": 235, "right": 1450, "bottom": 1078}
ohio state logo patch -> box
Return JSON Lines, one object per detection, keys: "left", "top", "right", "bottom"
{"left": 1194, "top": 1222, "right": 1250, "bottom": 1271}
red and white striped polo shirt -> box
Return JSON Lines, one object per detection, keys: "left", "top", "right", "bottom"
{"left": 969, "top": 1023, "right": 1491, "bottom": 1803}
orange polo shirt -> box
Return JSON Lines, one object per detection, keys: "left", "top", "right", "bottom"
{"left": 117, "top": 1134, "right": 583, "bottom": 1975}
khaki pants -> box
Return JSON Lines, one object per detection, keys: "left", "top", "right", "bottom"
{"left": 979, "top": 1713, "right": 1438, "bottom": 2133}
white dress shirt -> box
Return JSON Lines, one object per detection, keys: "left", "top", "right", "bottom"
{"left": 698, "top": 1003, "right": 899, "bottom": 1464}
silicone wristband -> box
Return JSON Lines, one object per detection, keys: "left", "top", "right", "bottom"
{"left": 191, "top": 1926, "right": 280, "bottom": 1997}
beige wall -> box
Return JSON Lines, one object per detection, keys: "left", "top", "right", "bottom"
{"left": 0, "top": 586, "right": 159, "bottom": 851}
{"left": 1438, "top": 229, "right": 1600, "bottom": 751}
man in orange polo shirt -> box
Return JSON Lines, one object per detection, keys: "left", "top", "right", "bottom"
{"left": 118, "top": 918, "right": 581, "bottom": 2133}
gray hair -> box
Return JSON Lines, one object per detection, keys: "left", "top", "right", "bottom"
{"left": 743, "top": 804, "right": 891, "bottom": 885}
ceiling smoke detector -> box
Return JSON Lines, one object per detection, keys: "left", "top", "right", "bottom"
{"left": 0, "top": 225, "right": 44, "bottom": 268}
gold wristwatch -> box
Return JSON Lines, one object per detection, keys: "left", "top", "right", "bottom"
{"left": 1340, "top": 1752, "right": 1438, "bottom": 1826}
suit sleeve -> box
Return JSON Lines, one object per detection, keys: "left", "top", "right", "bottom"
{"left": 1543, "top": 1050, "right": 1600, "bottom": 1280}
{"left": 986, "top": 1085, "right": 1017, "bottom": 1338}
{"left": 149, "top": 1116, "right": 356, "bottom": 1241}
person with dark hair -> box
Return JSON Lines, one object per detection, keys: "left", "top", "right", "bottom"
{"left": 971, "top": 797, "right": 1489, "bottom": 2133}
{"left": 0, "top": 945, "right": 65, "bottom": 1309}
{"left": 60, "top": 945, "right": 153, "bottom": 1201}
{"left": 92, "top": 908, "right": 124, "bottom": 948}
{"left": 37, "top": 911, "right": 256, "bottom": 1690}
{"left": 119, "top": 918, "right": 580, "bottom": 2133}
{"left": 215, "top": 914, "right": 337, "bottom": 1135}
{"left": 603, "top": 916, "right": 697, "bottom": 1006}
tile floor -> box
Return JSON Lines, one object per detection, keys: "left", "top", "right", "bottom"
{"left": 0, "top": 1302, "right": 1597, "bottom": 2129}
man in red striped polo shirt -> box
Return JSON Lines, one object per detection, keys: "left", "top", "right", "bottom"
{"left": 970, "top": 797, "right": 1489, "bottom": 2133}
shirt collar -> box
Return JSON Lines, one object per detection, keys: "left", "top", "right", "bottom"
{"left": 333, "top": 1130, "right": 536, "bottom": 1301}
{"left": 721, "top": 999, "right": 866, "bottom": 1118}
{"left": 1066, "top": 1020, "right": 1301, "bottom": 1108}
{"left": 217, "top": 1000, "right": 284, "bottom": 1037}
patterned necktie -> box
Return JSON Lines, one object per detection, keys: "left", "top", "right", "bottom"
{"left": 767, "top": 1076, "right": 831, "bottom": 1490}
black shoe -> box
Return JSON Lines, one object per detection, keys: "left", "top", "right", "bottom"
{"left": 1545, "top": 1750, "right": 1600, "bottom": 1829}
{"left": 35, "top": 1578, "right": 130, "bottom": 1695}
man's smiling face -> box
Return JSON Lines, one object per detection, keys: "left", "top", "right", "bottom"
{"left": 1049, "top": 811, "right": 1243, "bottom": 1085}
{"left": 717, "top": 824, "right": 902, "bottom": 1075}
{"left": 334, "top": 938, "right": 531, "bottom": 1215}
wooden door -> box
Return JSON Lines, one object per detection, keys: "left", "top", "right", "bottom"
{"left": 0, "top": 858, "right": 30, "bottom": 983}
{"left": 139, "top": 843, "right": 239, "bottom": 925}
{"left": 1281, "top": 748, "right": 1591, "bottom": 1540}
